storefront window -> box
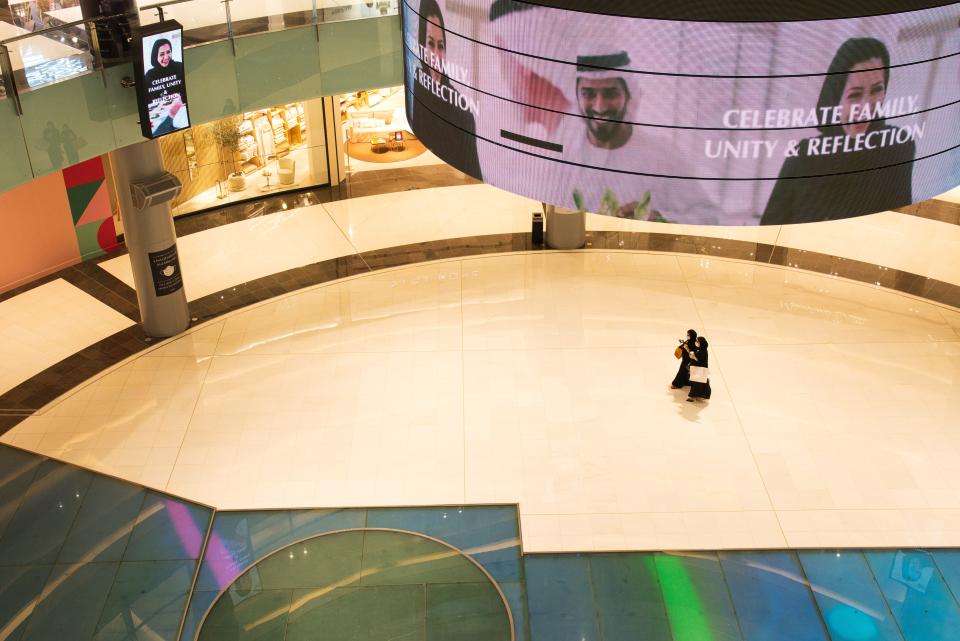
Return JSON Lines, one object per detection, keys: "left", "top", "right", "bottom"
{"left": 161, "top": 97, "right": 330, "bottom": 217}
{"left": 338, "top": 85, "right": 442, "bottom": 178}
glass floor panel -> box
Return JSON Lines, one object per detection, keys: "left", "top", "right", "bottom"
{"left": 4, "top": 443, "right": 960, "bottom": 641}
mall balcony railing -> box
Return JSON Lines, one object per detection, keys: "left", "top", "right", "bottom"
{"left": 0, "top": 0, "right": 401, "bottom": 193}
{"left": 0, "top": 0, "right": 399, "bottom": 111}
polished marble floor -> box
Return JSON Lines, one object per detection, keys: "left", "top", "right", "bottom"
{"left": 98, "top": 184, "right": 538, "bottom": 302}
{"left": 97, "top": 184, "right": 960, "bottom": 309}
{"left": 0, "top": 280, "right": 134, "bottom": 396}
{"left": 4, "top": 251, "right": 959, "bottom": 552}
{"left": 939, "top": 185, "right": 960, "bottom": 204}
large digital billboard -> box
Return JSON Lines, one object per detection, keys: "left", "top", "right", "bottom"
{"left": 134, "top": 21, "right": 190, "bottom": 139}
{"left": 402, "top": 0, "right": 960, "bottom": 225}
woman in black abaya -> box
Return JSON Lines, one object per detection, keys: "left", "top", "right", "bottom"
{"left": 761, "top": 38, "right": 915, "bottom": 224}
{"left": 410, "top": 0, "right": 482, "bottom": 178}
{"left": 687, "top": 336, "right": 712, "bottom": 402}
{"left": 671, "top": 329, "right": 698, "bottom": 389}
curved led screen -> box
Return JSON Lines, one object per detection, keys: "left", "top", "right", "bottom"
{"left": 402, "top": 0, "right": 960, "bottom": 225}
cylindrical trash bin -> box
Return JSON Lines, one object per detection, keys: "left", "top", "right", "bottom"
{"left": 545, "top": 205, "right": 586, "bottom": 250}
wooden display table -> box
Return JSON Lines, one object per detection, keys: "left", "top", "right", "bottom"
{"left": 369, "top": 136, "right": 389, "bottom": 154}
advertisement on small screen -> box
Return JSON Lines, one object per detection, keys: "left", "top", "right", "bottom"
{"left": 135, "top": 21, "right": 190, "bottom": 139}
{"left": 402, "top": 0, "right": 960, "bottom": 225}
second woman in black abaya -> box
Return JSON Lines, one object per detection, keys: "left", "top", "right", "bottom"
{"left": 687, "top": 336, "right": 712, "bottom": 401}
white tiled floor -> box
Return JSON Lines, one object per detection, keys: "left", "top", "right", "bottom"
{"left": 323, "top": 184, "right": 540, "bottom": 252}
{"left": 6, "top": 252, "right": 960, "bottom": 552}
{"left": 937, "top": 185, "right": 960, "bottom": 204}
{"left": 0, "top": 280, "right": 135, "bottom": 396}
{"left": 95, "top": 182, "right": 960, "bottom": 310}
{"left": 99, "top": 206, "right": 359, "bottom": 301}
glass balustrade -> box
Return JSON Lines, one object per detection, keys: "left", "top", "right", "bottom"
{"left": 0, "top": 0, "right": 399, "bottom": 99}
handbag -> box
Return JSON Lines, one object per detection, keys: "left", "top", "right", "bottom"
{"left": 689, "top": 366, "right": 709, "bottom": 383}
{"left": 674, "top": 346, "right": 683, "bottom": 359}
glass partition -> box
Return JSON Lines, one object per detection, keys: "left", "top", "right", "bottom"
{"left": 0, "top": 25, "right": 94, "bottom": 93}
{"left": 0, "top": 0, "right": 400, "bottom": 98}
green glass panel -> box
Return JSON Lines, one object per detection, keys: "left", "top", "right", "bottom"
{"left": 56, "top": 475, "right": 145, "bottom": 564}
{"left": 255, "top": 531, "right": 363, "bottom": 590}
{"left": 654, "top": 553, "right": 740, "bottom": 641}
{"left": 18, "top": 74, "right": 115, "bottom": 177}
{"left": 184, "top": 41, "right": 242, "bottom": 126}
{"left": 199, "top": 588, "right": 293, "bottom": 641}
{"left": 235, "top": 27, "right": 323, "bottom": 112}
{"left": 426, "top": 582, "right": 512, "bottom": 641}
{"left": 590, "top": 553, "right": 673, "bottom": 641}
{"left": 0, "top": 99, "right": 34, "bottom": 192}
{"left": 0, "top": 447, "right": 44, "bottom": 543}
{"left": 102, "top": 63, "right": 144, "bottom": 149}
{"left": 286, "top": 585, "right": 425, "bottom": 641}
{"left": 361, "top": 530, "right": 488, "bottom": 586}
{"left": 318, "top": 16, "right": 403, "bottom": 96}
{"left": 0, "top": 566, "right": 52, "bottom": 641}
{"left": 20, "top": 562, "right": 119, "bottom": 641}
{"left": 93, "top": 560, "right": 196, "bottom": 641}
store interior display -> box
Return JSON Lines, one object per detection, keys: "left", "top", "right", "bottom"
{"left": 340, "top": 86, "right": 414, "bottom": 144}
{"left": 339, "top": 86, "right": 440, "bottom": 168}
{"left": 159, "top": 98, "right": 326, "bottom": 217}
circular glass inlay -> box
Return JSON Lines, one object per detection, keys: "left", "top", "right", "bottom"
{"left": 196, "top": 529, "right": 513, "bottom": 641}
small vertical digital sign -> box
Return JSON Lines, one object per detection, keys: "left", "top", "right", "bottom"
{"left": 133, "top": 21, "right": 190, "bottom": 139}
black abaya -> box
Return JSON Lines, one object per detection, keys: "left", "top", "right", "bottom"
{"left": 688, "top": 346, "right": 711, "bottom": 400}
{"left": 671, "top": 339, "right": 695, "bottom": 388}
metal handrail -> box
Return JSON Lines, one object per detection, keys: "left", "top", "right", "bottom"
{"left": 139, "top": 0, "right": 200, "bottom": 11}
{"left": 0, "top": 14, "right": 121, "bottom": 47}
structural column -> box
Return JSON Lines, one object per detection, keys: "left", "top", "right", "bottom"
{"left": 110, "top": 139, "right": 190, "bottom": 338}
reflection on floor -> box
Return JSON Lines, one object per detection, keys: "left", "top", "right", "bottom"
{"left": 6, "top": 252, "right": 960, "bottom": 551}
{"left": 5, "top": 443, "right": 960, "bottom": 641}
{"left": 938, "top": 185, "right": 960, "bottom": 204}
{"left": 98, "top": 184, "right": 538, "bottom": 301}
{"left": 0, "top": 444, "right": 212, "bottom": 641}
{"left": 169, "top": 162, "right": 482, "bottom": 238}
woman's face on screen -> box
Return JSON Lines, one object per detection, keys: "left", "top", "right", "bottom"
{"left": 840, "top": 58, "right": 886, "bottom": 137}
{"left": 157, "top": 44, "right": 172, "bottom": 68}
{"left": 424, "top": 16, "right": 445, "bottom": 83}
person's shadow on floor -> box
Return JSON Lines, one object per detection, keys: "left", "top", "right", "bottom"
{"left": 670, "top": 385, "right": 705, "bottom": 422}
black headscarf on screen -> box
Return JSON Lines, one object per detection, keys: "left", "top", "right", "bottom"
{"left": 411, "top": 0, "right": 482, "bottom": 179}
{"left": 418, "top": 0, "right": 445, "bottom": 78}
{"left": 489, "top": 0, "right": 537, "bottom": 20}
{"left": 816, "top": 38, "right": 891, "bottom": 135}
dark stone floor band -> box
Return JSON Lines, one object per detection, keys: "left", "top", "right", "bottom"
{"left": 2, "top": 226, "right": 958, "bottom": 429}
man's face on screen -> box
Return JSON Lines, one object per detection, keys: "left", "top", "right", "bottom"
{"left": 577, "top": 77, "right": 631, "bottom": 149}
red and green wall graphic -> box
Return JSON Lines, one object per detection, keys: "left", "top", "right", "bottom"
{"left": 63, "top": 157, "right": 119, "bottom": 260}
